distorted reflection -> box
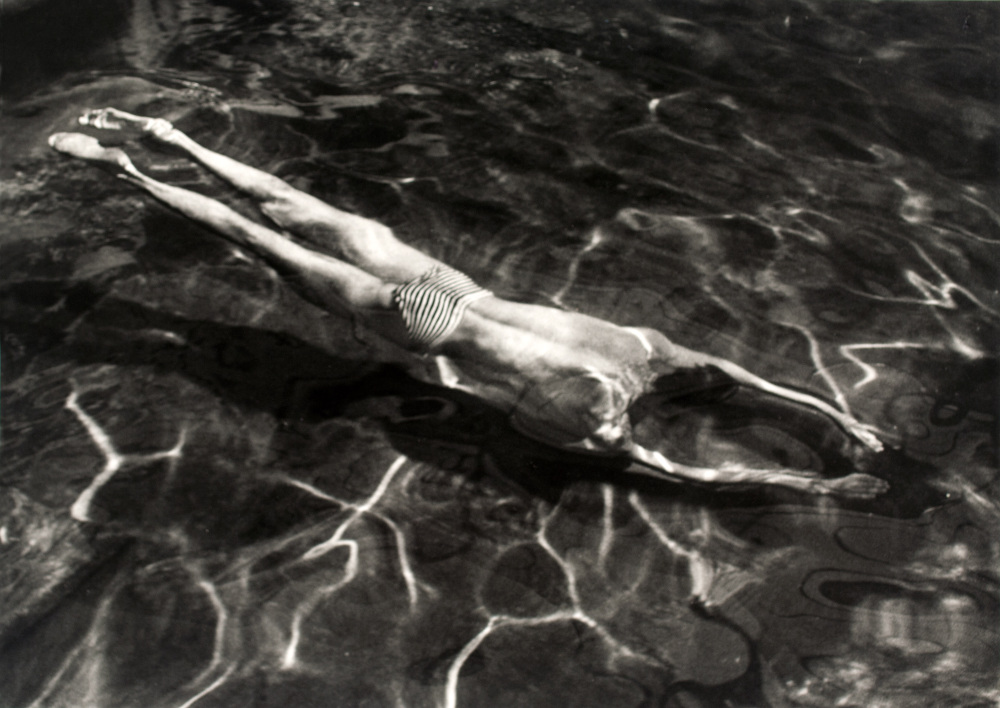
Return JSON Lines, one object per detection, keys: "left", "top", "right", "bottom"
{"left": 1, "top": 1, "right": 997, "bottom": 706}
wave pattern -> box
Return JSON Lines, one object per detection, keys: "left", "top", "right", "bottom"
{"left": 1, "top": 1, "right": 997, "bottom": 706}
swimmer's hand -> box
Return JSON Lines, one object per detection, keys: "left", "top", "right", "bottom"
{"left": 813, "top": 473, "right": 889, "bottom": 500}
{"left": 843, "top": 420, "right": 884, "bottom": 453}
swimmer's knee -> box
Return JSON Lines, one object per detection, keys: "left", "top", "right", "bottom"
{"left": 259, "top": 197, "right": 298, "bottom": 227}
{"left": 340, "top": 220, "right": 398, "bottom": 262}
{"left": 259, "top": 187, "right": 333, "bottom": 230}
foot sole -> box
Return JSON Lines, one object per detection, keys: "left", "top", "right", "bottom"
{"left": 48, "top": 132, "right": 133, "bottom": 171}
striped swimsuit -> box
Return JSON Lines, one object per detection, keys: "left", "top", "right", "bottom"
{"left": 393, "top": 266, "right": 492, "bottom": 349}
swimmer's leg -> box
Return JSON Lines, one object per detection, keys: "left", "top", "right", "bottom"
{"left": 49, "top": 133, "right": 400, "bottom": 325}
{"left": 79, "top": 108, "right": 442, "bottom": 283}
{"left": 627, "top": 443, "right": 888, "bottom": 500}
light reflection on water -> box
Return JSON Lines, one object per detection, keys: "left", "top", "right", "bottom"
{"left": 1, "top": 1, "right": 997, "bottom": 706}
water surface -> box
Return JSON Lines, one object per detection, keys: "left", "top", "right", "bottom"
{"left": 1, "top": 1, "right": 998, "bottom": 706}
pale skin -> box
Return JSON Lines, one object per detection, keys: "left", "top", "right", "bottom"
{"left": 49, "top": 108, "right": 888, "bottom": 499}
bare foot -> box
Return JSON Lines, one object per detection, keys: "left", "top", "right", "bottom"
{"left": 79, "top": 107, "right": 176, "bottom": 142}
{"left": 815, "top": 473, "right": 889, "bottom": 500}
{"left": 48, "top": 132, "right": 139, "bottom": 176}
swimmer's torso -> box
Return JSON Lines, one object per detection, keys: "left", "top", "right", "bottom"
{"left": 434, "top": 296, "right": 674, "bottom": 452}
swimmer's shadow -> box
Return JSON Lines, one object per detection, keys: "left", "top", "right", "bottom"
{"left": 62, "top": 295, "right": 603, "bottom": 499}
{"left": 66, "top": 296, "right": 943, "bottom": 514}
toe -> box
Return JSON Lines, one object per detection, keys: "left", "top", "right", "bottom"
{"left": 78, "top": 108, "right": 104, "bottom": 126}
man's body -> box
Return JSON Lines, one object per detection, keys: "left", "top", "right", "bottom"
{"left": 49, "top": 108, "right": 887, "bottom": 498}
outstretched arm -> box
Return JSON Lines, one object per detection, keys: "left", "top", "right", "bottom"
{"left": 626, "top": 443, "right": 888, "bottom": 499}
{"left": 666, "top": 343, "right": 883, "bottom": 452}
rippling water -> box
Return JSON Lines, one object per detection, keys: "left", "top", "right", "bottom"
{"left": 1, "top": 1, "right": 998, "bottom": 706}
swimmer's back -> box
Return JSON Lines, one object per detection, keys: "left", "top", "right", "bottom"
{"left": 458, "top": 296, "right": 659, "bottom": 368}
{"left": 440, "top": 296, "right": 668, "bottom": 450}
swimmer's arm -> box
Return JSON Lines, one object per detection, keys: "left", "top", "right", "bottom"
{"left": 625, "top": 443, "right": 888, "bottom": 499}
{"left": 665, "top": 344, "right": 883, "bottom": 452}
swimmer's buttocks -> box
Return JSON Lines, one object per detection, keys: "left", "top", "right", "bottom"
{"left": 393, "top": 266, "right": 492, "bottom": 349}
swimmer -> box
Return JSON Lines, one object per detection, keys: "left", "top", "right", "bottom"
{"left": 49, "top": 108, "right": 888, "bottom": 499}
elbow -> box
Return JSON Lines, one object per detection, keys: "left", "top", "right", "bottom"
{"left": 628, "top": 444, "right": 675, "bottom": 473}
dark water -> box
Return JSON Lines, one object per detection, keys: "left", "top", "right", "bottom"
{"left": 2, "top": 1, "right": 998, "bottom": 706}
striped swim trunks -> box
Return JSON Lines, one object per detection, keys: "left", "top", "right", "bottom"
{"left": 393, "top": 265, "right": 492, "bottom": 349}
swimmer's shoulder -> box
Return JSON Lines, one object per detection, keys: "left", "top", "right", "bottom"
{"left": 623, "top": 326, "right": 677, "bottom": 361}
{"left": 621, "top": 326, "right": 713, "bottom": 378}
